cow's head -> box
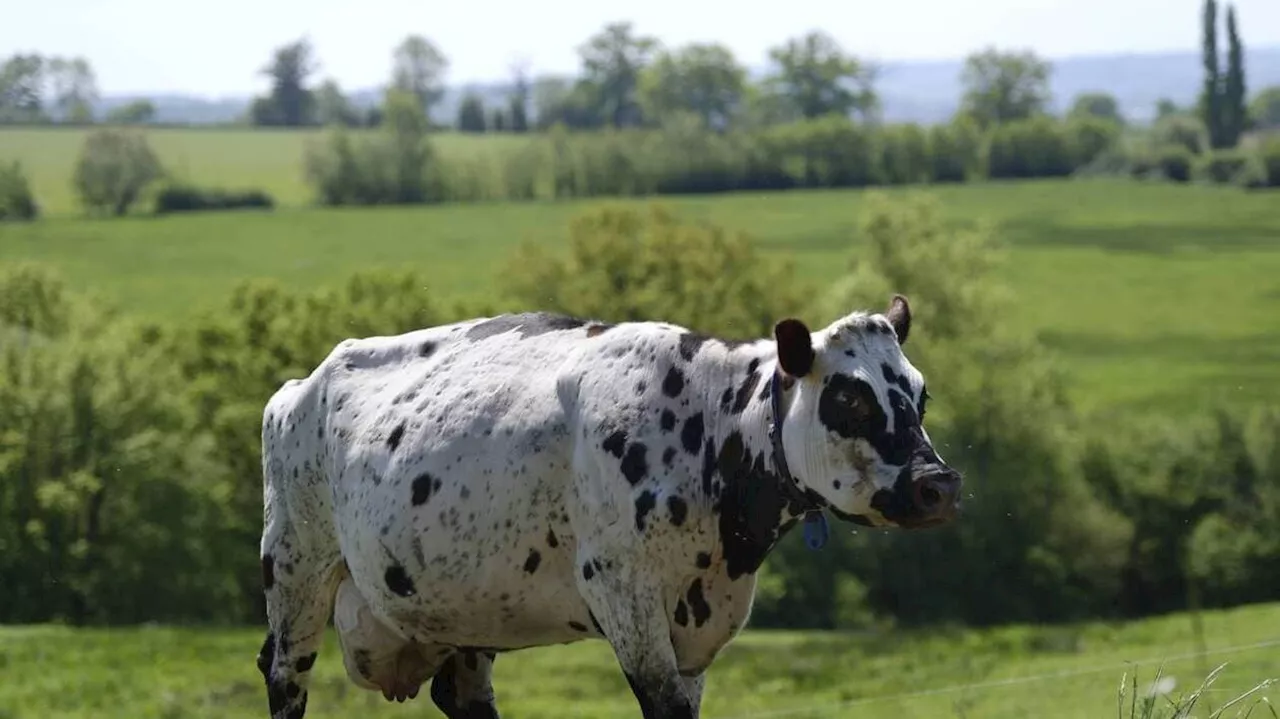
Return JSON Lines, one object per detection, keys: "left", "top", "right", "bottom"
{"left": 772, "top": 295, "right": 962, "bottom": 530}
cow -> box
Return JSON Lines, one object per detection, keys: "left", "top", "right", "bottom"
{"left": 255, "top": 295, "right": 962, "bottom": 719}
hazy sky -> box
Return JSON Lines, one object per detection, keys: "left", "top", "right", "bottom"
{"left": 8, "top": 0, "right": 1280, "bottom": 97}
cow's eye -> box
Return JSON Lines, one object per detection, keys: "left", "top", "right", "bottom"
{"left": 839, "top": 391, "right": 870, "bottom": 419}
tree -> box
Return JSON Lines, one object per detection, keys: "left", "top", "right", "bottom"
{"left": 1068, "top": 92, "right": 1123, "bottom": 125}
{"left": 763, "top": 31, "right": 877, "bottom": 121}
{"left": 1222, "top": 3, "right": 1247, "bottom": 145}
{"left": 391, "top": 35, "right": 449, "bottom": 117}
{"left": 314, "top": 79, "right": 360, "bottom": 127}
{"left": 47, "top": 57, "right": 98, "bottom": 124}
{"left": 456, "top": 94, "right": 487, "bottom": 132}
{"left": 531, "top": 75, "right": 602, "bottom": 130}
{"left": 638, "top": 43, "right": 746, "bottom": 130}
{"left": 251, "top": 38, "right": 318, "bottom": 127}
{"left": 1250, "top": 86, "right": 1280, "bottom": 129}
{"left": 1155, "top": 98, "right": 1181, "bottom": 119}
{"left": 1199, "top": 0, "right": 1225, "bottom": 147}
{"left": 507, "top": 60, "right": 531, "bottom": 132}
{"left": 71, "top": 129, "right": 165, "bottom": 216}
{"left": 959, "top": 47, "right": 1052, "bottom": 129}
{"left": 490, "top": 107, "right": 508, "bottom": 132}
{"left": 577, "top": 21, "right": 660, "bottom": 128}
{"left": 106, "top": 100, "right": 156, "bottom": 125}
{"left": 0, "top": 54, "right": 48, "bottom": 124}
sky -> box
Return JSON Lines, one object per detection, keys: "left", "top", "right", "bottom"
{"left": 7, "top": 0, "right": 1280, "bottom": 98}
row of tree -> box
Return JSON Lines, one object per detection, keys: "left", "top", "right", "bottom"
{"left": 2, "top": 194, "right": 1277, "bottom": 628}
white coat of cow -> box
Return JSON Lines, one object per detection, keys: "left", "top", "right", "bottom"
{"left": 255, "top": 296, "right": 962, "bottom": 719}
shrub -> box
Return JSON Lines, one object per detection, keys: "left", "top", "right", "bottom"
{"left": 1151, "top": 114, "right": 1207, "bottom": 155}
{"left": 985, "top": 117, "right": 1075, "bottom": 179}
{"left": 1192, "top": 148, "right": 1254, "bottom": 184}
{"left": 1257, "top": 138, "right": 1280, "bottom": 187}
{"left": 1065, "top": 115, "right": 1123, "bottom": 167}
{"left": 153, "top": 184, "right": 274, "bottom": 214}
{"left": 0, "top": 160, "right": 38, "bottom": 221}
{"left": 1155, "top": 145, "right": 1194, "bottom": 182}
{"left": 72, "top": 129, "right": 165, "bottom": 216}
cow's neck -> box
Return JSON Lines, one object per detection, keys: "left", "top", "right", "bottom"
{"left": 700, "top": 346, "right": 821, "bottom": 581}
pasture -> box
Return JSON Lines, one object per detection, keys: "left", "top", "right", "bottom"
{"left": 1, "top": 174, "right": 1278, "bottom": 416}
{"left": 2, "top": 602, "right": 1276, "bottom": 719}
{"left": 0, "top": 127, "right": 530, "bottom": 216}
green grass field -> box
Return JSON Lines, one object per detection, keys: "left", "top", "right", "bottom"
{"left": 0, "top": 127, "right": 532, "bottom": 215}
{"left": 2, "top": 602, "right": 1276, "bottom": 719}
{"left": 2, "top": 171, "right": 1278, "bottom": 415}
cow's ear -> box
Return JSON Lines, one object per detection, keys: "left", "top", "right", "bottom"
{"left": 886, "top": 294, "right": 911, "bottom": 346}
{"left": 773, "top": 318, "right": 815, "bottom": 378}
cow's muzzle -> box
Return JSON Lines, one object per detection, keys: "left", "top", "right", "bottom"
{"left": 872, "top": 463, "right": 964, "bottom": 530}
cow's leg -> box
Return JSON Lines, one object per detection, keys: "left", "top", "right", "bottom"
{"left": 257, "top": 505, "right": 342, "bottom": 718}
{"left": 578, "top": 556, "right": 701, "bottom": 719}
{"left": 429, "top": 650, "right": 500, "bottom": 719}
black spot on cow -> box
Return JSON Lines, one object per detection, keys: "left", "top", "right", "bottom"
{"left": 667, "top": 495, "right": 688, "bottom": 526}
{"left": 700, "top": 438, "right": 717, "bottom": 497}
{"left": 465, "top": 312, "right": 587, "bottom": 342}
{"left": 686, "top": 579, "right": 712, "bottom": 627}
{"left": 634, "top": 490, "right": 657, "bottom": 531}
{"left": 621, "top": 443, "right": 649, "bottom": 485}
{"left": 844, "top": 349, "right": 857, "bottom": 359}
{"left": 568, "top": 621, "right": 589, "bottom": 632}
{"left": 285, "top": 681, "right": 301, "bottom": 699}
{"left": 463, "top": 650, "right": 479, "bottom": 671}
{"left": 881, "top": 362, "right": 912, "bottom": 397}
{"left": 582, "top": 562, "right": 595, "bottom": 581}
{"left": 681, "top": 413, "right": 704, "bottom": 455}
{"left": 585, "top": 322, "right": 613, "bottom": 337}
{"left": 419, "top": 341, "right": 437, "bottom": 357}
{"left": 411, "top": 473, "right": 436, "bottom": 506}
{"left": 523, "top": 548, "right": 542, "bottom": 574}
{"left": 819, "top": 373, "right": 916, "bottom": 466}
{"left": 662, "top": 366, "right": 685, "bottom": 397}
{"left": 696, "top": 552, "right": 712, "bottom": 569}
{"left": 674, "top": 600, "right": 689, "bottom": 627}
{"left": 256, "top": 632, "right": 276, "bottom": 680}
{"left": 387, "top": 422, "right": 406, "bottom": 451}
{"left": 261, "top": 554, "right": 275, "bottom": 590}
{"left": 719, "top": 387, "right": 733, "bottom": 411}
{"left": 713, "top": 431, "right": 813, "bottom": 580}
{"left": 660, "top": 409, "right": 677, "bottom": 432}
{"left": 662, "top": 446, "right": 677, "bottom": 467}
{"left": 588, "top": 610, "right": 604, "bottom": 635}
{"left": 384, "top": 564, "right": 416, "bottom": 596}
{"left": 546, "top": 529, "right": 559, "bottom": 548}
{"left": 678, "top": 333, "right": 708, "bottom": 362}
{"left": 833, "top": 479, "right": 842, "bottom": 490}
{"left": 295, "top": 652, "right": 317, "bottom": 673}
{"left": 602, "top": 430, "right": 627, "bottom": 458}
{"left": 731, "top": 368, "right": 760, "bottom": 414}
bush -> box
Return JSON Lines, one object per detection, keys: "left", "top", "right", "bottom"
{"left": 1151, "top": 114, "right": 1207, "bottom": 155}
{"left": 153, "top": 184, "right": 274, "bottom": 214}
{"left": 985, "top": 117, "right": 1075, "bottom": 179}
{"left": 0, "top": 160, "right": 38, "bottom": 221}
{"left": 72, "top": 129, "right": 165, "bottom": 216}
{"left": 1155, "top": 145, "right": 1194, "bottom": 182}
{"left": 1257, "top": 138, "right": 1280, "bottom": 187}
{"left": 1192, "top": 148, "right": 1254, "bottom": 184}
{"left": 1065, "top": 115, "right": 1123, "bottom": 167}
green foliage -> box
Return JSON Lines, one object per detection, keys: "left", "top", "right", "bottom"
{"left": 71, "top": 128, "right": 164, "bottom": 216}
{"left": 1068, "top": 92, "right": 1124, "bottom": 124}
{"left": 1259, "top": 137, "right": 1280, "bottom": 186}
{"left": 1156, "top": 144, "right": 1195, "bottom": 182}
{"left": 0, "top": 158, "right": 38, "bottom": 220}
{"left": 497, "top": 202, "right": 807, "bottom": 338}
{"left": 456, "top": 93, "right": 488, "bottom": 132}
{"left": 1250, "top": 86, "right": 1280, "bottom": 129}
{"left": 249, "top": 38, "right": 318, "bottom": 127}
{"left": 1192, "top": 147, "right": 1253, "bottom": 183}
{"left": 303, "top": 90, "right": 443, "bottom": 206}
{"left": 960, "top": 47, "right": 1053, "bottom": 129}
{"left": 152, "top": 184, "right": 274, "bottom": 214}
{"left": 639, "top": 43, "right": 746, "bottom": 130}
{"left": 105, "top": 99, "right": 155, "bottom": 125}
{"left": 985, "top": 116, "right": 1074, "bottom": 178}
{"left": 1222, "top": 4, "right": 1247, "bottom": 147}
{"left": 763, "top": 31, "right": 876, "bottom": 121}
{"left": 1152, "top": 114, "right": 1208, "bottom": 155}
{"left": 1065, "top": 115, "right": 1123, "bottom": 167}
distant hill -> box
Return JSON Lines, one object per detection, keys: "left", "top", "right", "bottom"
{"left": 92, "top": 45, "right": 1280, "bottom": 127}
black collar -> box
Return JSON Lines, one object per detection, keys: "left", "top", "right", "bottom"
{"left": 767, "top": 368, "right": 830, "bottom": 550}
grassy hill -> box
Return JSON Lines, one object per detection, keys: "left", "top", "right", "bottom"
{"left": 1, "top": 177, "right": 1278, "bottom": 416}
{"left": 1, "top": 602, "right": 1276, "bottom": 718}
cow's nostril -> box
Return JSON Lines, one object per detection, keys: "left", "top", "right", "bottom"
{"left": 919, "top": 484, "right": 942, "bottom": 508}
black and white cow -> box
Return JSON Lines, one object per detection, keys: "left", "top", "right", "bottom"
{"left": 256, "top": 295, "right": 962, "bottom": 719}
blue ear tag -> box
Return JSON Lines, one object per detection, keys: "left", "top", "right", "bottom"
{"left": 803, "top": 512, "right": 829, "bottom": 550}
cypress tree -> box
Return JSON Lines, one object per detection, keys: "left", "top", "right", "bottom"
{"left": 1200, "top": 0, "right": 1224, "bottom": 148}
{"left": 1223, "top": 3, "right": 1247, "bottom": 146}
